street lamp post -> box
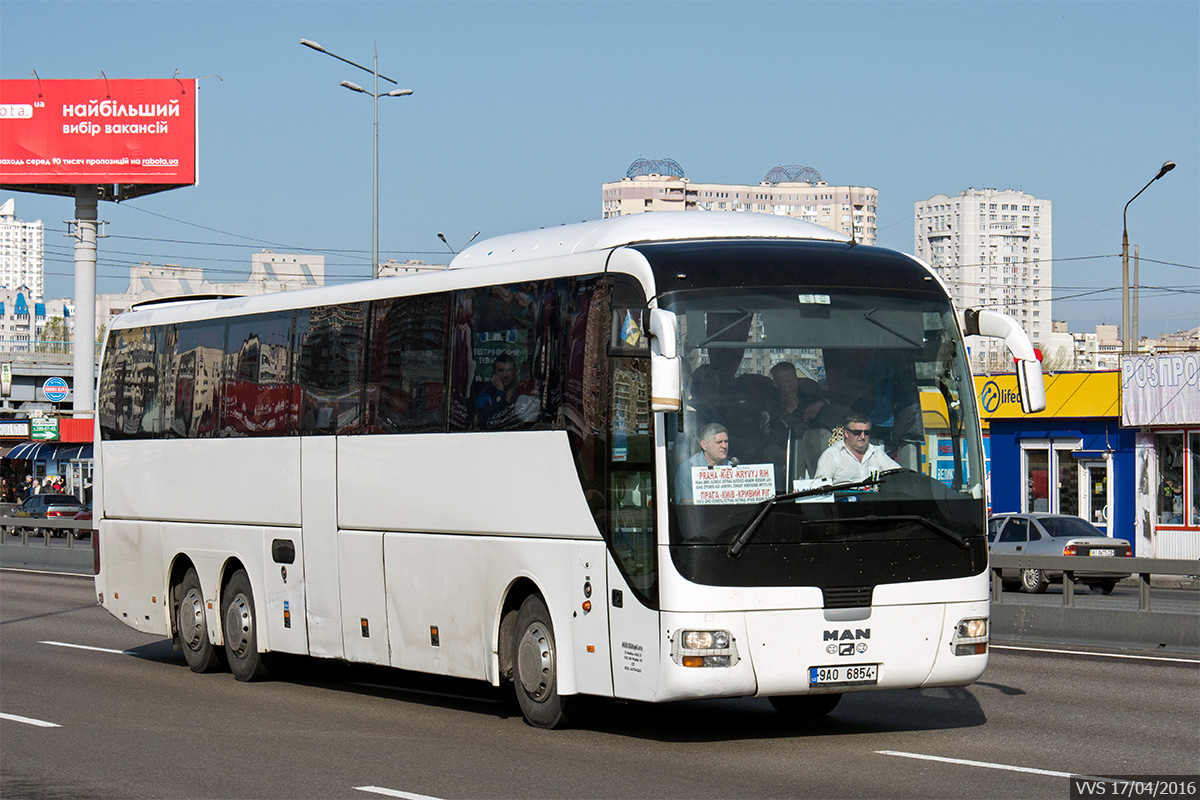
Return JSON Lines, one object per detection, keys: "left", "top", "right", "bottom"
{"left": 1121, "top": 160, "right": 1175, "bottom": 353}
{"left": 301, "top": 39, "right": 412, "bottom": 279}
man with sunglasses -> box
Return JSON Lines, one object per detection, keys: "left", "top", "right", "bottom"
{"left": 813, "top": 412, "right": 901, "bottom": 485}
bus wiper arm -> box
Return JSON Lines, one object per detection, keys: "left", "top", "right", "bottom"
{"left": 726, "top": 474, "right": 890, "bottom": 559}
{"left": 830, "top": 514, "right": 971, "bottom": 550}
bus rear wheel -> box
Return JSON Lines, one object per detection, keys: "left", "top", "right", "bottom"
{"left": 222, "top": 569, "right": 269, "bottom": 682}
{"left": 769, "top": 693, "right": 842, "bottom": 717}
{"left": 513, "top": 595, "right": 570, "bottom": 729}
{"left": 176, "top": 568, "right": 222, "bottom": 673}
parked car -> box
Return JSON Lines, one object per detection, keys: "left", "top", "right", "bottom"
{"left": 11, "top": 493, "right": 86, "bottom": 537}
{"left": 73, "top": 502, "right": 94, "bottom": 540}
{"left": 987, "top": 513, "right": 1132, "bottom": 594}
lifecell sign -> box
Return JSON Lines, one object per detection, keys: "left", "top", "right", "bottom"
{"left": 0, "top": 78, "right": 196, "bottom": 185}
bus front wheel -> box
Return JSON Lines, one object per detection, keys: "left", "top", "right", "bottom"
{"left": 513, "top": 595, "right": 570, "bottom": 729}
{"left": 222, "top": 569, "right": 269, "bottom": 682}
{"left": 176, "top": 568, "right": 222, "bottom": 673}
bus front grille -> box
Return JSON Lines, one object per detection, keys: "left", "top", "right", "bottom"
{"left": 823, "top": 585, "right": 873, "bottom": 609}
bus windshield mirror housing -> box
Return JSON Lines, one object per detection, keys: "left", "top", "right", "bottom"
{"left": 963, "top": 308, "right": 1047, "bottom": 413}
{"left": 649, "top": 308, "right": 682, "bottom": 412}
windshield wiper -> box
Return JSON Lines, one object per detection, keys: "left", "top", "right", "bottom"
{"left": 726, "top": 470, "right": 902, "bottom": 559}
{"left": 825, "top": 514, "right": 971, "bottom": 550}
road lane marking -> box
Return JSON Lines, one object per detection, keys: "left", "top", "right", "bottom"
{"left": 40, "top": 640, "right": 130, "bottom": 655}
{"left": 992, "top": 644, "right": 1198, "bottom": 664}
{"left": 355, "top": 787, "right": 444, "bottom": 800}
{"left": 0, "top": 712, "right": 62, "bottom": 728}
{"left": 876, "top": 750, "right": 1103, "bottom": 780}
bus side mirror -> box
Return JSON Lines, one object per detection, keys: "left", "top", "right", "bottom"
{"left": 963, "top": 308, "right": 1047, "bottom": 413}
{"left": 648, "top": 308, "right": 681, "bottom": 412}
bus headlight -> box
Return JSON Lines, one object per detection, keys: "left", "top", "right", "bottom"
{"left": 671, "top": 629, "right": 739, "bottom": 667}
{"left": 952, "top": 616, "right": 988, "bottom": 656}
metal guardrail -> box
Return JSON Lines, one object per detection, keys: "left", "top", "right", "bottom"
{"left": 990, "top": 553, "right": 1199, "bottom": 611}
{"left": 0, "top": 515, "right": 93, "bottom": 547}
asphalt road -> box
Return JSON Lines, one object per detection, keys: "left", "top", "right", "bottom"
{"left": 2, "top": 569, "right": 1198, "bottom": 800}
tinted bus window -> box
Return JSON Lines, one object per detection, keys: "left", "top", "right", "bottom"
{"left": 167, "top": 320, "right": 225, "bottom": 439}
{"left": 296, "top": 303, "right": 367, "bottom": 435}
{"left": 365, "top": 294, "right": 449, "bottom": 434}
{"left": 98, "top": 326, "right": 166, "bottom": 440}
{"left": 449, "top": 280, "right": 569, "bottom": 432}
{"left": 224, "top": 312, "right": 297, "bottom": 437}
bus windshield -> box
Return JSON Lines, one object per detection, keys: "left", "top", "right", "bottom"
{"left": 661, "top": 287, "right": 985, "bottom": 570}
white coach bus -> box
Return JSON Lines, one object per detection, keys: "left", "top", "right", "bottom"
{"left": 93, "top": 212, "right": 1045, "bottom": 728}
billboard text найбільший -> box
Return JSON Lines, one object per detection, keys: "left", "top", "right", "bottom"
{"left": 0, "top": 78, "right": 196, "bottom": 186}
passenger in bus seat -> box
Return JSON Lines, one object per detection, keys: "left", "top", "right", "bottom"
{"left": 674, "top": 423, "right": 731, "bottom": 503}
{"left": 765, "top": 362, "right": 839, "bottom": 482}
{"left": 813, "top": 412, "right": 900, "bottom": 485}
{"left": 476, "top": 354, "right": 539, "bottom": 430}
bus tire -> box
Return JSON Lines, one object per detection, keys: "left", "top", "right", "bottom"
{"left": 176, "top": 568, "right": 222, "bottom": 674}
{"left": 769, "top": 693, "right": 842, "bottom": 717}
{"left": 222, "top": 569, "right": 269, "bottom": 682}
{"left": 1020, "top": 568, "right": 1049, "bottom": 594}
{"left": 513, "top": 595, "right": 569, "bottom": 729}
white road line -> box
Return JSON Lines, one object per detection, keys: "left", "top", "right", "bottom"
{"left": 355, "top": 787, "right": 445, "bottom": 800}
{"left": 876, "top": 750, "right": 1103, "bottom": 780}
{"left": 992, "top": 643, "right": 1199, "bottom": 664}
{"left": 40, "top": 640, "right": 129, "bottom": 655}
{"left": 0, "top": 712, "right": 62, "bottom": 728}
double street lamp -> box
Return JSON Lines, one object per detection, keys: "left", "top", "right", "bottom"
{"left": 1122, "top": 160, "right": 1175, "bottom": 353}
{"left": 301, "top": 38, "right": 412, "bottom": 279}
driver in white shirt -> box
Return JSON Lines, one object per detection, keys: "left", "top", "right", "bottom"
{"left": 813, "top": 412, "right": 901, "bottom": 484}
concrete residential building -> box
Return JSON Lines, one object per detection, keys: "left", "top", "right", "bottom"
{"left": 914, "top": 188, "right": 1052, "bottom": 372}
{"left": 602, "top": 161, "right": 878, "bottom": 245}
{"left": 0, "top": 198, "right": 44, "bottom": 301}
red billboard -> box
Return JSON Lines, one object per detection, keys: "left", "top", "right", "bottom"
{"left": 0, "top": 78, "right": 196, "bottom": 185}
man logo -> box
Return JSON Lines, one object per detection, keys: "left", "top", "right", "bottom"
{"left": 838, "top": 642, "right": 855, "bottom": 656}
{"left": 824, "top": 628, "right": 870, "bottom": 641}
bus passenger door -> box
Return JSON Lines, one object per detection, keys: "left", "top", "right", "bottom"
{"left": 607, "top": 555, "right": 661, "bottom": 702}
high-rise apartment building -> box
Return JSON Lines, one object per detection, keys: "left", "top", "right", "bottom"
{"left": 0, "top": 198, "right": 45, "bottom": 301}
{"left": 602, "top": 162, "right": 878, "bottom": 245}
{"left": 914, "top": 188, "right": 1052, "bottom": 372}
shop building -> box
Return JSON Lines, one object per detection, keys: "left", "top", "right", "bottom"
{"left": 979, "top": 359, "right": 1199, "bottom": 559}
{"left": 1122, "top": 353, "right": 1200, "bottom": 559}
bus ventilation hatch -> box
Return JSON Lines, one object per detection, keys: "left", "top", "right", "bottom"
{"left": 823, "top": 586, "right": 873, "bottom": 609}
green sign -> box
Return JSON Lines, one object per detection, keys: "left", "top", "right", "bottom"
{"left": 31, "top": 417, "right": 58, "bottom": 441}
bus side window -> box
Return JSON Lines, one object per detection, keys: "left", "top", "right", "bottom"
{"left": 222, "top": 312, "right": 296, "bottom": 437}
{"left": 366, "top": 293, "right": 450, "bottom": 434}
{"left": 296, "top": 303, "right": 367, "bottom": 435}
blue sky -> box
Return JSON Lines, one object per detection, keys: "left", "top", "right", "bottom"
{"left": 2, "top": 1, "right": 1197, "bottom": 335}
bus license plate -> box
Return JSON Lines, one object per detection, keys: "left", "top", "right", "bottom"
{"left": 1089, "top": 549, "right": 1114, "bottom": 557}
{"left": 809, "top": 664, "right": 879, "bottom": 687}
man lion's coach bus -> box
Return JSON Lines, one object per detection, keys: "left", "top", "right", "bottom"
{"left": 93, "top": 212, "right": 1045, "bottom": 728}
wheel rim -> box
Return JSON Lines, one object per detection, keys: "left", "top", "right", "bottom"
{"left": 224, "top": 592, "right": 254, "bottom": 660}
{"left": 179, "top": 586, "right": 207, "bottom": 651}
{"left": 516, "top": 621, "right": 555, "bottom": 702}
{"left": 1022, "top": 569, "right": 1041, "bottom": 589}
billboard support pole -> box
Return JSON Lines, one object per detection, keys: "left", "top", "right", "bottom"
{"left": 71, "top": 184, "right": 97, "bottom": 418}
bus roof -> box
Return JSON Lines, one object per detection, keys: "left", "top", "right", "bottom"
{"left": 449, "top": 211, "right": 850, "bottom": 269}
